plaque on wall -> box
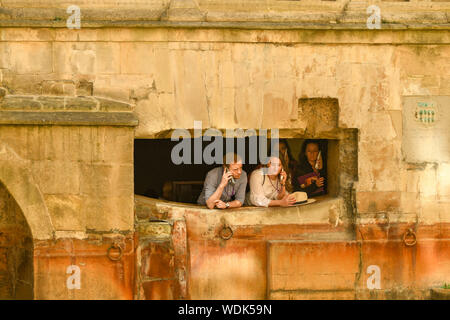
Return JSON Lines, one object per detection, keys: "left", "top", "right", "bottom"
{"left": 402, "top": 96, "right": 450, "bottom": 163}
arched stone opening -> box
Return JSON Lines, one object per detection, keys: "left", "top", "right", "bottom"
{"left": 0, "top": 143, "right": 55, "bottom": 299}
{"left": 0, "top": 181, "right": 34, "bottom": 299}
{"left": 0, "top": 143, "right": 54, "bottom": 240}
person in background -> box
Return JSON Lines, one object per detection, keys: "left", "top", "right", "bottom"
{"left": 246, "top": 156, "right": 296, "bottom": 207}
{"left": 293, "top": 140, "right": 326, "bottom": 197}
{"left": 197, "top": 153, "right": 247, "bottom": 209}
{"left": 277, "top": 139, "right": 297, "bottom": 193}
{"left": 160, "top": 181, "right": 173, "bottom": 201}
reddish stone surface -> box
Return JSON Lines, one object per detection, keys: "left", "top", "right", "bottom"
{"left": 271, "top": 290, "right": 356, "bottom": 300}
{"left": 356, "top": 191, "right": 401, "bottom": 213}
{"left": 356, "top": 222, "right": 450, "bottom": 241}
{"left": 33, "top": 236, "right": 135, "bottom": 300}
{"left": 188, "top": 239, "right": 267, "bottom": 299}
{"left": 140, "top": 241, "right": 174, "bottom": 279}
{"left": 135, "top": 219, "right": 188, "bottom": 300}
{"left": 172, "top": 220, "right": 189, "bottom": 300}
{"left": 268, "top": 241, "right": 360, "bottom": 293}
{"left": 359, "top": 241, "right": 416, "bottom": 290}
{"left": 186, "top": 222, "right": 351, "bottom": 241}
{"left": 141, "top": 280, "right": 175, "bottom": 300}
{"left": 26, "top": 221, "right": 449, "bottom": 299}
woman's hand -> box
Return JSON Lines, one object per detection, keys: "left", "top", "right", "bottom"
{"left": 316, "top": 177, "right": 325, "bottom": 187}
{"left": 280, "top": 169, "right": 287, "bottom": 185}
{"left": 316, "top": 154, "right": 323, "bottom": 170}
{"left": 280, "top": 194, "right": 296, "bottom": 207}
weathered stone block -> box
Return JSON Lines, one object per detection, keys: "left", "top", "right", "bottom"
{"left": 438, "top": 163, "right": 450, "bottom": 200}
{"left": 0, "top": 88, "right": 7, "bottom": 99}
{"left": 359, "top": 240, "right": 449, "bottom": 291}
{"left": 120, "top": 43, "right": 155, "bottom": 75}
{"left": 298, "top": 98, "right": 338, "bottom": 134}
{"left": 356, "top": 191, "right": 401, "bottom": 214}
{"left": 65, "top": 96, "right": 97, "bottom": 111}
{"left": 140, "top": 241, "right": 174, "bottom": 278}
{"left": 189, "top": 240, "right": 266, "bottom": 299}
{"left": 37, "top": 96, "right": 65, "bottom": 110}
{"left": 269, "top": 241, "right": 359, "bottom": 292}
{"left": 9, "top": 42, "right": 52, "bottom": 74}
{"left": 138, "top": 222, "right": 171, "bottom": 240}
{"left": 141, "top": 280, "right": 174, "bottom": 300}
{"left": 34, "top": 238, "right": 134, "bottom": 300}
{"left": 76, "top": 81, "right": 93, "bottom": 96}
{"left": 44, "top": 194, "right": 85, "bottom": 231}
{"left": 79, "top": 163, "right": 133, "bottom": 197}
{"left": 98, "top": 98, "right": 132, "bottom": 112}
{"left": 270, "top": 290, "right": 355, "bottom": 300}
{"left": 82, "top": 195, "right": 134, "bottom": 231}
{"left": 95, "top": 43, "right": 121, "bottom": 74}
{"left": 0, "top": 73, "right": 43, "bottom": 95}
{"left": 93, "top": 86, "right": 130, "bottom": 102}
{"left": 0, "top": 96, "right": 40, "bottom": 110}
{"left": 32, "top": 160, "right": 80, "bottom": 195}
{"left": 102, "top": 128, "right": 134, "bottom": 164}
{"left": 42, "top": 80, "right": 75, "bottom": 96}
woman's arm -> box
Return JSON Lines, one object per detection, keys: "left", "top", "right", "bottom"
{"left": 249, "top": 170, "right": 271, "bottom": 207}
{"left": 277, "top": 183, "right": 287, "bottom": 199}
{"left": 268, "top": 194, "right": 295, "bottom": 207}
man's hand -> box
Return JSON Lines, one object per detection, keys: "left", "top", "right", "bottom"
{"left": 219, "top": 169, "right": 233, "bottom": 188}
{"left": 214, "top": 200, "right": 227, "bottom": 209}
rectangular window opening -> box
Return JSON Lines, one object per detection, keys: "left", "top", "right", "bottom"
{"left": 134, "top": 138, "right": 337, "bottom": 204}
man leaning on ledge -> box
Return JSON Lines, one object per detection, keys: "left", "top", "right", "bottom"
{"left": 197, "top": 153, "right": 247, "bottom": 209}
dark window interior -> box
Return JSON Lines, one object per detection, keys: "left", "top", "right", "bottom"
{"left": 134, "top": 138, "right": 328, "bottom": 204}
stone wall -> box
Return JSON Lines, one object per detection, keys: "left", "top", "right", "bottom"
{"left": 1, "top": 27, "right": 449, "bottom": 226}
{"left": 0, "top": 0, "right": 449, "bottom": 300}
{"left": 0, "top": 120, "right": 136, "bottom": 299}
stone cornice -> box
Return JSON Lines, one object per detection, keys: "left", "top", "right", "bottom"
{"left": 0, "top": 0, "right": 449, "bottom": 29}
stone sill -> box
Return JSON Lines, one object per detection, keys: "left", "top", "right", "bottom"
{"left": 135, "top": 194, "right": 346, "bottom": 226}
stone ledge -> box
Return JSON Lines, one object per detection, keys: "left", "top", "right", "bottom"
{"left": 430, "top": 288, "right": 450, "bottom": 300}
{"left": 0, "top": 111, "right": 138, "bottom": 126}
{"left": 1, "top": 19, "right": 450, "bottom": 30}
{"left": 0, "top": 1, "right": 450, "bottom": 29}
{"left": 0, "top": 93, "right": 133, "bottom": 112}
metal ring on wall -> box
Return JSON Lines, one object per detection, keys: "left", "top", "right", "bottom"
{"left": 219, "top": 225, "right": 233, "bottom": 240}
{"left": 403, "top": 228, "right": 417, "bottom": 247}
{"left": 107, "top": 243, "right": 123, "bottom": 261}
